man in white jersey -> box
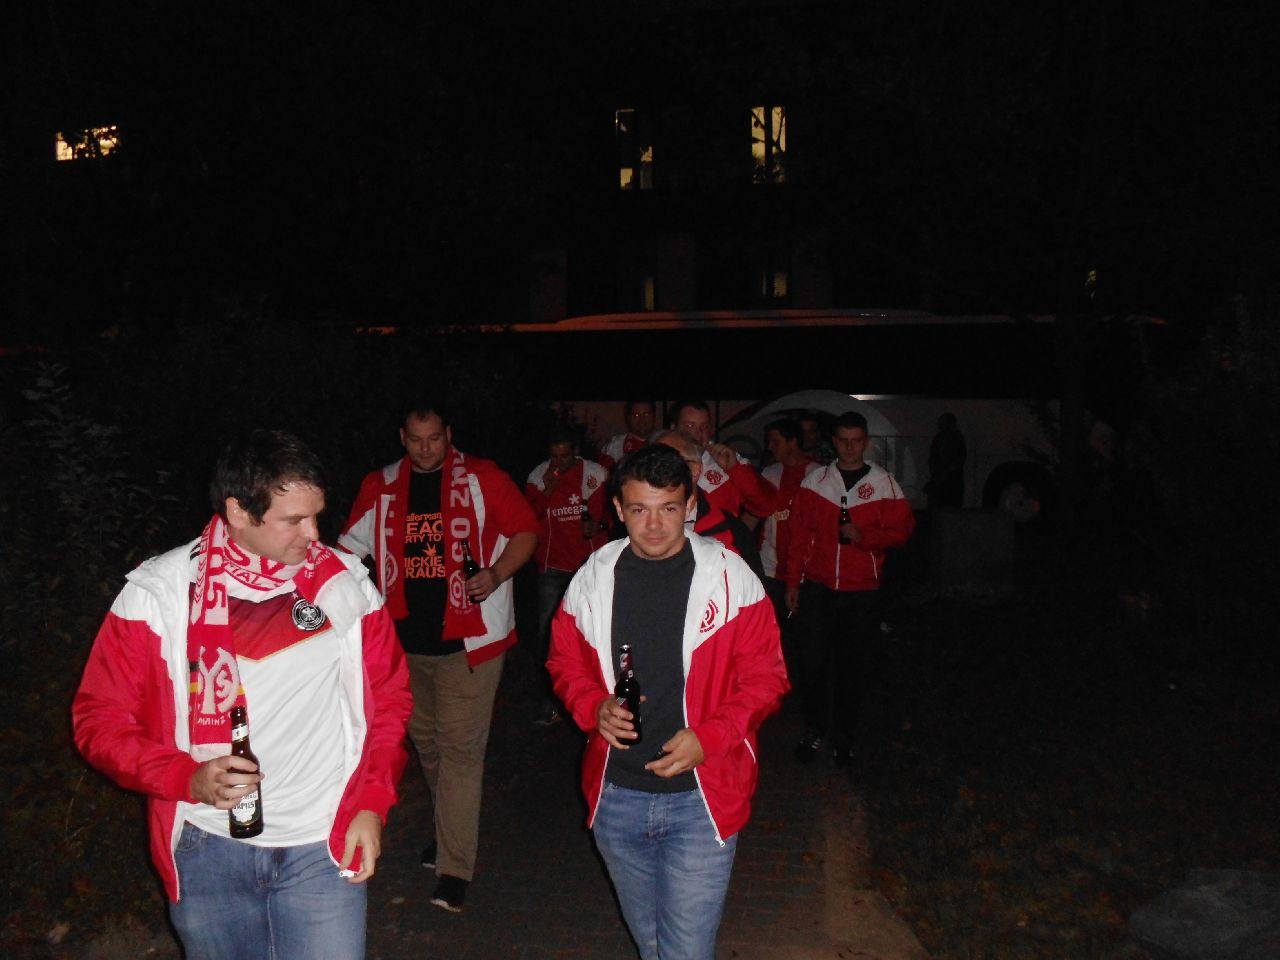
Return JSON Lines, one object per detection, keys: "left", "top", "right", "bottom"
{"left": 73, "top": 430, "right": 412, "bottom": 960}
{"left": 597, "top": 399, "right": 656, "bottom": 469}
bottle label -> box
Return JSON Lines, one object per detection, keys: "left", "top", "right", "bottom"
{"left": 231, "top": 723, "right": 248, "bottom": 741}
{"left": 232, "top": 792, "right": 259, "bottom": 823}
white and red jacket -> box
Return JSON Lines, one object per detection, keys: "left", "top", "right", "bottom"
{"left": 785, "top": 462, "right": 915, "bottom": 592}
{"left": 525, "top": 457, "right": 610, "bottom": 573}
{"left": 759, "top": 458, "right": 820, "bottom": 580}
{"left": 339, "top": 452, "right": 538, "bottom": 667}
{"left": 71, "top": 542, "right": 411, "bottom": 902}
{"left": 597, "top": 432, "right": 647, "bottom": 470}
{"left": 699, "top": 450, "right": 778, "bottom": 520}
{"left": 548, "top": 533, "right": 789, "bottom": 843}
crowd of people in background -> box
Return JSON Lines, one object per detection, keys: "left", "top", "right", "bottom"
{"left": 72, "top": 395, "right": 959, "bottom": 960}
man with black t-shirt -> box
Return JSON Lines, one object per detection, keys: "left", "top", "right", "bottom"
{"left": 785, "top": 411, "right": 915, "bottom": 767}
{"left": 548, "top": 444, "right": 788, "bottom": 960}
{"left": 340, "top": 403, "right": 537, "bottom": 912}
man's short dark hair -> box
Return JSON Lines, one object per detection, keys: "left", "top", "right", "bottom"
{"left": 403, "top": 401, "right": 451, "bottom": 430}
{"left": 613, "top": 444, "right": 693, "bottom": 501}
{"left": 765, "top": 417, "right": 802, "bottom": 444}
{"left": 669, "top": 399, "right": 709, "bottom": 425}
{"left": 832, "top": 411, "right": 869, "bottom": 435}
{"left": 547, "top": 425, "right": 577, "bottom": 448}
{"left": 210, "top": 430, "right": 327, "bottom": 523}
{"left": 624, "top": 399, "right": 654, "bottom": 418}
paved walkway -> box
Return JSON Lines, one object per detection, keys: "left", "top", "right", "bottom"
{"left": 71, "top": 645, "right": 928, "bottom": 960}
{"left": 366, "top": 648, "right": 929, "bottom": 960}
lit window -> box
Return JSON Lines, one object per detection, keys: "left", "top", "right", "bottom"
{"left": 761, "top": 270, "right": 789, "bottom": 301}
{"left": 751, "top": 106, "right": 786, "bottom": 184}
{"left": 642, "top": 275, "right": 656, "bottom": 311}
{"left": 55, "top": 126, "right": 121, "bottom": 162}
{"left": 616, "top": 109, "right": 654, "bottom": 191}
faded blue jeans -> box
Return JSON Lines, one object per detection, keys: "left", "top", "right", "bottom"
{"left": 592, "top": 782, "right": 738, "bottom": 960}
{"left": 168, "top": 822, "right": 366, "bottom": 960}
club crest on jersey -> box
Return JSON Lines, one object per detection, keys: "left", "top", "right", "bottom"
{"left": 704, "top": 469, "right": 725, "bottom": 486}
{"left": 700, "top": 599, "right": 720, "bottom": 634}
{"left": 291, "top": 597, "right": 328, "bottom": 631}
{"left": 857, "top": 482, "right": 875, "bottom": 501}
{"left": 586, "top": 475, "right": 598, "bottom": 490}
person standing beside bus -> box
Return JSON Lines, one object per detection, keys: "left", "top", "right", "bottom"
{"left": 785, "top": 411, "right": 914, "bottom": 767}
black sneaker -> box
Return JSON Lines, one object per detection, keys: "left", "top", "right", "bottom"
{"left": 420, "top": 840, "right": 437, "bottom": 870}
{"left": 793, "top": 733, "right": 822, "bottom": 762}
{"left": 431, "top": 874, "right": 468, "bottom": 913}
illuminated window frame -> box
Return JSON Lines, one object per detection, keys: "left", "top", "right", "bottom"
{"left": 760, "top": 269, "right": 789, "bottom": 301}
{"left": 751, "top": 105, "right": 786, "bottom": 184}
{"left": 55, "top": 126, "right": 120, "bottom": 162}
{"left": 616, "top": 109, "right": 654, "bottom": 191}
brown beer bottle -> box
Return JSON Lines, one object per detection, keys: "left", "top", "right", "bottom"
{"left": 615, "top": 644, "right": 642, "bottom": 743}
{"left": 838, "top": 495, "right": 852, "bottom": 546}
{"left": 461, "top": 538, "right": 481, "bottom": 578}
{"left": 580, "top": 506, "right": 593, "bottom": 540}
{"left": 228, "top": 705, "right": 264, "bottom": 839}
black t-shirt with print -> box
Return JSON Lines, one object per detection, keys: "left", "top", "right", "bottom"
{"left": 397, "top": 468, "right": 458, "bottom": 656}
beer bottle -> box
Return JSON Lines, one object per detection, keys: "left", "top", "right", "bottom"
{"left": 461, "top": 538, "right": 481, "bottom": 579}
{"left": 228, "top": 705, "right": 263, "bottom": 839}
{"left": 838, "top": 496, "right": 852, "bottom": 546}
{"left": 615, "top": 644, "right": 642, "bottom": 743}
{"left": 580, "top": 506, "right": 593, "bottom": 540}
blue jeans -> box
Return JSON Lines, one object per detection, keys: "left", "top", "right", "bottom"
{"left": 169, "top": 823, "right": 366, "bottom": 960}
{"left": 593, "top": 783, "right": 738, "bottom": 960}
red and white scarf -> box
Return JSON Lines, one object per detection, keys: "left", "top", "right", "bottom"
{"left": 186, "top": 514, "right": 350, "bottom": 760}
{"left": 441, "top": 448, "right": 488, "bottom": 642}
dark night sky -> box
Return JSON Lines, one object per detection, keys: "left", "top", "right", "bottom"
{"left": 6, "top": 1, "right": 1278, "bottom": 339}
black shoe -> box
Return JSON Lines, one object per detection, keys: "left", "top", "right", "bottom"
{"left": 420, "top": 840, "right": 437, "bottom": 870}
{"left": 832, "top": 746, "right": 854, "bottom": 768}
{"left": 431, "top": 874, "right": 468, "bottom": 913}
{"left": 793, "top": 733, "right": 822, "bottom": 762}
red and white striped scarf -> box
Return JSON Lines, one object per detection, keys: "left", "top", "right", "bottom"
{"left": 441, "top": 448, "right": 488, "bottom": 641}
{"left": 186, "top": 514, "right": 349, "bottom": 760}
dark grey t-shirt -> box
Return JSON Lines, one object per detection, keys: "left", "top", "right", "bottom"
{"left": 606, "top": 540, "right": 697, "bottom": 793}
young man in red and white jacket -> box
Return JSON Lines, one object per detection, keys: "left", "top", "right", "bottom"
{"left": 670, "top": 399, "right": 778, "bottom": 522}
{"left": 525, "top": 429, "right": 610, "bottom": 724}
{"left": 339, "top": 402, "right": 537, "bottom": 912}
{"left": 597, "top": 398, "right": 656, "bottom": 469}
{"left": 785, "top": 411, "right": 914, "bottom": 766}
{"left": 758, "top": 417, "right": 821, "bottom": 613}
{"left": 548, "top": 444, "right": 789, "bottom": 960}
{"left": 73, "top": 430, "right": 412, "bottom": 960}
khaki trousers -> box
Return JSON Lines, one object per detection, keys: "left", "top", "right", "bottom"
{"left": 405, "top": 650, "right": 504, "bottom": 881}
